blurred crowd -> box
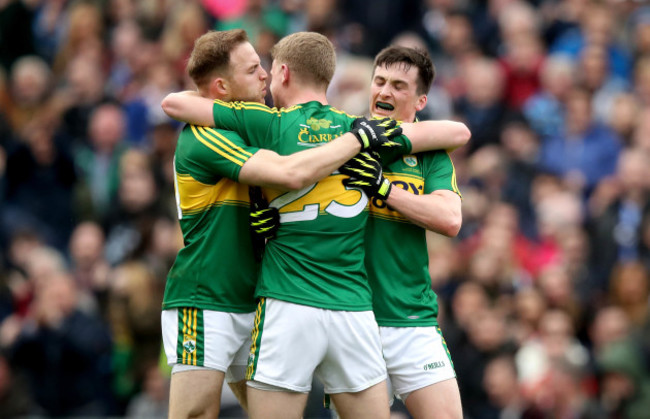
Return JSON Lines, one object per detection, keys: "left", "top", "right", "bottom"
{"left": 1, "top": 0, "right": 650, "bottom": 417}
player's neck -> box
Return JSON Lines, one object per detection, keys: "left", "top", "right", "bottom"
{"left": 283, "top": 86, "right": 328, "bottom": 108}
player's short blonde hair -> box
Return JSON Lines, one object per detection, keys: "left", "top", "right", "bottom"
{"left": 187, "top": 29, "right": 248, "bottom": 88}
{"left": 271, "top": 32, "right": 335, "bottom": 89}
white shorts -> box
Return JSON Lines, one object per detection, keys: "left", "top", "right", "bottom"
{"left": 162, "top": 308, "right": 255, "bottom": 382}
{"left": 246, "top": 298, "right": 387, "bottom": 394}
{"left": 381, "top": 326, "right": 456, "bottom": 401}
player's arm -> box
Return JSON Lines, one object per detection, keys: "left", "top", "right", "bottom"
{"left": 400, "top": 120, "right": 471, "bottom": 153}
{"left": 162, "top": 91, "right": 214, "bottom": 126}
{"left": 385, "top": 188, "right": 462, "bottom": 237}
{"left": 239, "top": 133, "right": 361, "bottom": 190}
{"left": 339, "top": 151, "right": 462, "bottom": 236}
{"left": 240, "top": 118, "right": 403, "bottom": 190}
{"left": 163, "top": 91, "right": 278, "bottom": 148}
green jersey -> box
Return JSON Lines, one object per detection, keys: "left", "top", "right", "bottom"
{"left": 163, "top": 124, "right": 261, "bottom": 313}
{"left": 211, "top": 100, "right": 411, "bottom": 311}
{"left": 365, "top": 151, "right": 460, "bottom": 326}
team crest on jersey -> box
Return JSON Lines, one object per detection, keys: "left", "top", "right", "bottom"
{"left": 306, "top": 117, "right": 332, "bottom": 131}
{"left": 183, "top": 337, "right": 196, "bottom": 354}
{"left": 403, "top": 155, "right": 418, "bottom": 167}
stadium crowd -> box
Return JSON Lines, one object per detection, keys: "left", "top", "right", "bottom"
{"left": 1, "top": 0, "right": 650, "bottom": 417}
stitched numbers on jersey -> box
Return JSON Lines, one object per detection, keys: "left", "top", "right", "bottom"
{"left": 269, "top": 176, "right": 368, "bottom": 223}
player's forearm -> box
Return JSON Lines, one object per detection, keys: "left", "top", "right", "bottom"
{"left": 239, "top": 133, "right": 361, "bottom": 191}
{"left": 401, "top": 121, "right": 470, "bottom": 153}
{"left": 385, "top": 188, "right": 462, "bottom": 236}
{"left": 161, "top": 91, "right": 215, "bottom": 126}
{"left": 287, "top": 133, "right": 361, "bottom": 188}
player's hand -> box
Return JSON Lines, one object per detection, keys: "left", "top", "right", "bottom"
{"left": 350, "top": 117, "right": 402, "bottom": 150}
{"left": 339, "top": 151, "right": 392, "bottom": 200}
{"left": 249, "top": 187, "right": 279, "bottom": 261}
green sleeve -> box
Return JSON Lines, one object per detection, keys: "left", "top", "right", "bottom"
{"left": 211, "top": 99, "right": 281, "bottom": 149}
{"left": 422, "top": 151, "right": 461, "bottom": 195}
{"left": 176, "top": 125, "right": 260, "bottom": 183}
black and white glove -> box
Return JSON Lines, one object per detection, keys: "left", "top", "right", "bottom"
{"left": 339, "top": 151, "right": 392, "bottom": 200}
{"left": 350, "top": 117, "right": 402, "bottom": 151}
{"left": 249, "top": 187, "right": 279, "bottom": 261}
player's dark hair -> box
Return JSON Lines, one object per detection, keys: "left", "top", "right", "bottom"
{"left": 374, "top": 46, "right": 435, "bottom": 95}
{"left": 186, "top": 29, "right": 249, "bottom": 88}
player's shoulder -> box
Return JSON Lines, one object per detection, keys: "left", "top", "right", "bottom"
{"left": 327, "top": 105, "right": 360, "bottom": 120}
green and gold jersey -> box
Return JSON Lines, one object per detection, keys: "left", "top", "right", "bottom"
{"left": 365, "top": 151, "right": 460, "bottom": 326}
{"left": 163, "top": 125, "right": 261, "bottom": 313}
{"left": 211, "top": 100, "right": 412, "bottom": 311}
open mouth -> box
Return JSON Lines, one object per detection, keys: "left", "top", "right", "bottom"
{"left": 375, "top": 101, "right": 394, "bottom": 111}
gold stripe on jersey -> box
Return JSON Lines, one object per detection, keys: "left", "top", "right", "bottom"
{"left": 213, "top": 99, "right": 302, "bottom": 114}
{"left": 190, "top": 125, "right": 249, "bottom": 167}
{"left": 176, "top": 175, "right": 249, "bottom": 215}
{"left": 445, "top": 151, "right": 462, "bottom": 197}
{"left": 329, "top": 107, "right": 359, "bottom": 119}
{"left": 266, "top": 175, "right": 366, "bottom": 213}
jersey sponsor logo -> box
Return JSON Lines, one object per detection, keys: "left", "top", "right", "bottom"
{"left": 297, "top": 128, "right": 345, "bottom": 144}
{"left": 423, "top": 361, "right": 446, "bottom": 370}
{"left": 306, "top": 117, "right": 332, "bottom": 131}
{"left": 403, "top": 155, "right": 418, "bottom": 167}
{"left": 370, "top": 176, "right": 424, "bottom": 220}
{"left": 183, "top": 336, "right": 197, "bottom": 354}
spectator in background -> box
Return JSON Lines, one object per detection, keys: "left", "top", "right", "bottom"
{"left": 51, "top": 1, "right": 105, "bottom": 77}
{"left": 56, "top": 55, "right": 111, "bottom": 147}
{"left": 608, "top": 262, "right": 650, "bottom": 329}
{"left": 597, "top": 338, "right": 650, "bottom": 418}
{"left": 1, "top": 272, "right": 112, "bottom": 416}
{"left": 607, "top": 92, "right": 640, "bottom": 144}
{"left": 515, "top": 309, "right": 589, "bottom": 405}
{"left": 482, "top": 354, "right": 544, "bottom": 418}
{"left": 523, "top": 55, "right": 574, "bottom": 139}
{"left": 125, "top": 362, "right": 169, "bottom": 418}
{"left": 68, "top": 221, "right": 110, "bottom": 299}
{"left": 589, "top": 305, "right": 631, "bottom": 357}
{"left": 577, "top": 44, "right": 629, "bottom": 124}
{"left": 4, "top": 55, "right": 52, "bottom": 133}
{"left": 455, "top": 57, "right": 508, "bottom": 153}
{"left": 550, "top": 2, "right": 631, "bottom": 80}
{"left": 74, "top": 103, "right": 128, "bottom": 221}
{"left": 538, "top": 87, "right": 622, "bottom": 197}
{"left": 103, "top": 149, "right": 169, "bottom": 265}
{"left": 500, "top": 116, "right": 540, "bottom": 238}
{"left": 588, "top": 149, "right": 650, "bottom": 290}
{"left": 2, "top": 116, "right": 77, "bottom": 251}
{"left": 160, "top": 2, "right": 209, "bottom": 76}
{"left": 496, "top": 1, "right": 544, "bottom": 110}
{"left": 107, "top": 261, "right": 164, "bottom": 409}
{"left": 0, "top": 351, "right": 33, "bottom": 417}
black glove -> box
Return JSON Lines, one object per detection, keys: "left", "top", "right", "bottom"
{"left": 350, "top": 117, "right": 402, "bottom": 150}
{"left": 249, "top": 186, "right": 279, "bottom": 261}
{"left": 339, "top": 151, "right": 392, "bottom": 200}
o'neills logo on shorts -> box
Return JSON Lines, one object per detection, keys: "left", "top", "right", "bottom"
{"left": 183, "top": 337, "right": 196, "bottom": 354}
{"left": 423, "top": 361, "right": 446, "bottom": 370}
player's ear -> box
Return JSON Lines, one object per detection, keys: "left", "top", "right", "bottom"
{"left": 281, "top": 64, "right": 290, "bottom": 85}
{"left": 415, "top": 94, "right": 427, "bottom": 112}
{"left": 211, "top": 77, "right": 229, "bottom": 98}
